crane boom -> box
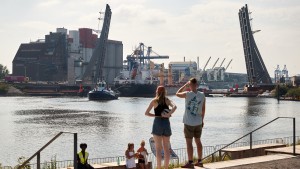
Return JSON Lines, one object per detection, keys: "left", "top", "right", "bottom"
{"left": 219, "top": 58, "right": 226, "bottom": 68}
{"left": 203, "top": 56, "right": 211, "bottom": 71}
{"left": 211, "top": 58, "right": 219, "bottom": 69}
{"left": 225, "top": 59, "right": 233, "bottom": 71}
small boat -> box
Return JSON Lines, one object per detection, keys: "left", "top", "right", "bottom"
{"left": 197, "top": 81, "right": 210, "bottom": 92}
{"left": 197, "top": 81, "right": 212, "bottom": 97}
{"left": 88, "top": 81, "right": 118, "bottom": 100}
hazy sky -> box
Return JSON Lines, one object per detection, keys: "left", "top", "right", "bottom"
{"left": 0, "top": 0, "right": 299, "bottom": 76}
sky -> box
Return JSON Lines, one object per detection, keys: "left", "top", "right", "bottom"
{"left": 0, "top": 0, "right": 299, "bottom": 76}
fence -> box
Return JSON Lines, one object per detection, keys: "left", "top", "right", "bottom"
{"left": 22, "top": 135, "right": 299, "bottom": 169}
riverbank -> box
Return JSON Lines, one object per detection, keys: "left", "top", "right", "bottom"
{"left": 0, "top": 83, "right": 9, "bottom": 95}
{"left": 0, "top": 83, "right": 24, "bottom": 96}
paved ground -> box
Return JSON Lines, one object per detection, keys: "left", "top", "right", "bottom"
{"left": 223, "top": 155, "right": 300, "bottom": 169}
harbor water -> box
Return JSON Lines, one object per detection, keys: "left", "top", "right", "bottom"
{"left": 1, "top": 96, "right": 300, "bottom": 165}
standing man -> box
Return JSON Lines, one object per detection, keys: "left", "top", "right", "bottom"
{"left": 176, "top": 78, "right": 206, "bottom": 168}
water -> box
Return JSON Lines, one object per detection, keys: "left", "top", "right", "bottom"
{"left": 1, "top": 96, "right": 299, "bottom": 165}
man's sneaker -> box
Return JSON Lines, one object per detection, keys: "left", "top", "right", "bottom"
{"left": 181, "top": 162, "right": 194, "bottom": 168}
{"left": 194, "top": 161, "right": 203, "bottom": 167}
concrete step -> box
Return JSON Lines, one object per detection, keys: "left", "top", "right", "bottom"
{"left": 196, "top": 154, "right": 295, "bottom": 169}
{"left": 265, "top": 145, "right": 300, "bottom": 155}
{"left": 174, "top": 154, "right": 295, "bottom": 169}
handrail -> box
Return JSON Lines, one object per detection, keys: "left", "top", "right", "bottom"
{"left": 201, "top": 117, "right": 296, "bottom": 162}
{"left": 18, "top": 132, "right": 78, "bottom": 169}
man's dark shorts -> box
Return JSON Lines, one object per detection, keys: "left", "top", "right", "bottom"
{"left": 184, "top": 124, "right": 202, "bottom": 138}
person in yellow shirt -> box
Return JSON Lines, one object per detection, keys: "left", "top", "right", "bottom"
{"left": 77, "top": 143, "right": 94, "bottom": 169}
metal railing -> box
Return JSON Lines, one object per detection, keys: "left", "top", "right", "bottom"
{"left": 17, "top": 132, "right": 78, "bottom": 169}
{"left": 24, "top": 136, "right": 299, "bottom": 169}
{"left": 201, "top": 117, "right": 296, "bottom": 162}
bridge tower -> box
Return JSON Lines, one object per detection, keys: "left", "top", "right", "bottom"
{"left": 238, "top": 4, "right": 272, "bottom": 85}
{"left": 82, "top": 4, "right": 112, "bottom": 84}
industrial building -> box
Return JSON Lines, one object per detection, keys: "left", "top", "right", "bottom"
{"left": 12, "top": 27, "right": 123, "bottom": 84}
{"left": 291, "top": 76, "right": 300, "bottom": 87}
{"left": 168, "top": 61, "right": 198, "bottom": 82}
{"left": 13, "top": 29, "right": 68, "bottom": 81}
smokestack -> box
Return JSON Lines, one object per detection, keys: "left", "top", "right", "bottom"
{"left": 184, "top": 56, "right": 185, "bottom": 62}
{"left": 197, "top": 56, "right": 199, "bottom": 70}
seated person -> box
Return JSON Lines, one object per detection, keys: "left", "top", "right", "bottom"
{"left": 77, "top": 143, "right": 94, "bottom": 169}
{"left": 137, "top": 140, "right": 149, "bottom": 169}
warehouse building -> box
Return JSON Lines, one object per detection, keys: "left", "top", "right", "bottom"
{"left": 13, "top": 28, "right": 123, "bottom": 84}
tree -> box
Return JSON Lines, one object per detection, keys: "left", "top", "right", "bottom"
{"left": 0, "top": 64, "right": 9, "bottom": 79}
{"left": 275, "top": 85, "right": 289, "bottom": 97}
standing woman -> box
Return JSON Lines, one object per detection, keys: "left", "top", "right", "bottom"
{"left": 145, "top": 86, "right": 177, "bottom": 169}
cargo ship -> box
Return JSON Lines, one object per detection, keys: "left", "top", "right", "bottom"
{"left": 114, "top": 43, "right": 169, "bottom": 97}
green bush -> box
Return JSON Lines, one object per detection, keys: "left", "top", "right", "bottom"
{"left": 0, "top": 83, "right": 9, "bottom": 94}
{"left": 286, "top": 87, "right": 300, "bottom": 100}
{"left": 14, "top": 157, "right": 31, "bottom": 169}
{"left": 275, "top": 85, "right": 289, "bottom": 97}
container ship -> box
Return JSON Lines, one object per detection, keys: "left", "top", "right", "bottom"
{"left": 114, "top": 43, "right": 169, "bottom": 97}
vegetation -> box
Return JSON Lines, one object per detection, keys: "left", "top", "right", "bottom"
{"left": 14, "top": 156, "right": 31, "bottom": 169}
{"left": 275, "top": 85, "right": 289, "bottom": 97}
{"left": 274, "top": 85, "right": 300, "bottom": 100}
{"left": 285, "top": 87, "right": 300, "bottom": 100}
{"left": 0, "top": 64, "right": 9, "bottom": 79}
{"left": 0, "top": 83, "right": 9, "bottom": 95}
{"left": 42, "top": 155, "right": 57, "bottom": 169}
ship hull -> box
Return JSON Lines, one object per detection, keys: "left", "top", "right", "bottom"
{"left": 88, "top": 91, "right": 118, "bottom": 100}
{"left": 165, "top": 86, "right": 180, "bottom": 95}
{"left": 115, "top": 83, "right": 157, "bottom": 97}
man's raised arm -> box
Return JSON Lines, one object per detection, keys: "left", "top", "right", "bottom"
{"left": 176, "top": 82, "right": 189, "bottom": 98}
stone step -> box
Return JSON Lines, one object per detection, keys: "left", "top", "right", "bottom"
{"left": 196, "top": 154, "right": 295, "bottom": 169}
{"left": 265, "top": 145, "right": 300, "bottom": 155}
{"left": 175, "top": 154, "right": 295, "bottom": 169}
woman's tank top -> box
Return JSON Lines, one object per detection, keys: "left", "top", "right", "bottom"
{"left": 154, "top": 98, "right": 169, "bottom": 116}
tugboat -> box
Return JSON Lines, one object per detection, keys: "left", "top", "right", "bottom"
{"left": 197, "top": 81, "right": 212, "bottom": 97}
{"left": 88, "top": 81, "right": 118, "bottom": 100}
{"left": 197, "top": 81, "right": 210, "bottom": 92}
{"left": 114, "top": 43, "right": 169, "bottom": 97}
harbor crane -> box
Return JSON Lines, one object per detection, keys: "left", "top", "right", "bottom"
{"left": 211, "top": 58, "right": 219, "bottom": 69}
{"left": 198, "top": 56, "right": 212, "bottom": 81}
{"left": 126, "top": 43, "right": 169, "bottom": 64}
{"left": 215, "top": 58, "right": 226, "bottom": 76}
{"left": 225, "top": 59, "right": 233, "bottom": 71}
{"left": 203, "top": 56, "right": 211, "bottom": 71}
{"left": 218, "top": 58, "right": 226, "bottom": 68}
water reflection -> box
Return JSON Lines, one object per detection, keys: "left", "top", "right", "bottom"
{"left": 244, "top": 98, "right": 268, "bottom": 117}
{"left": 14, "top": 109, "right": 118, "bottom": 128}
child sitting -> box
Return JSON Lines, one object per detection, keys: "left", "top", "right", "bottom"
{"left": 137, "top": 140, "right": 149, "bottom": 169}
